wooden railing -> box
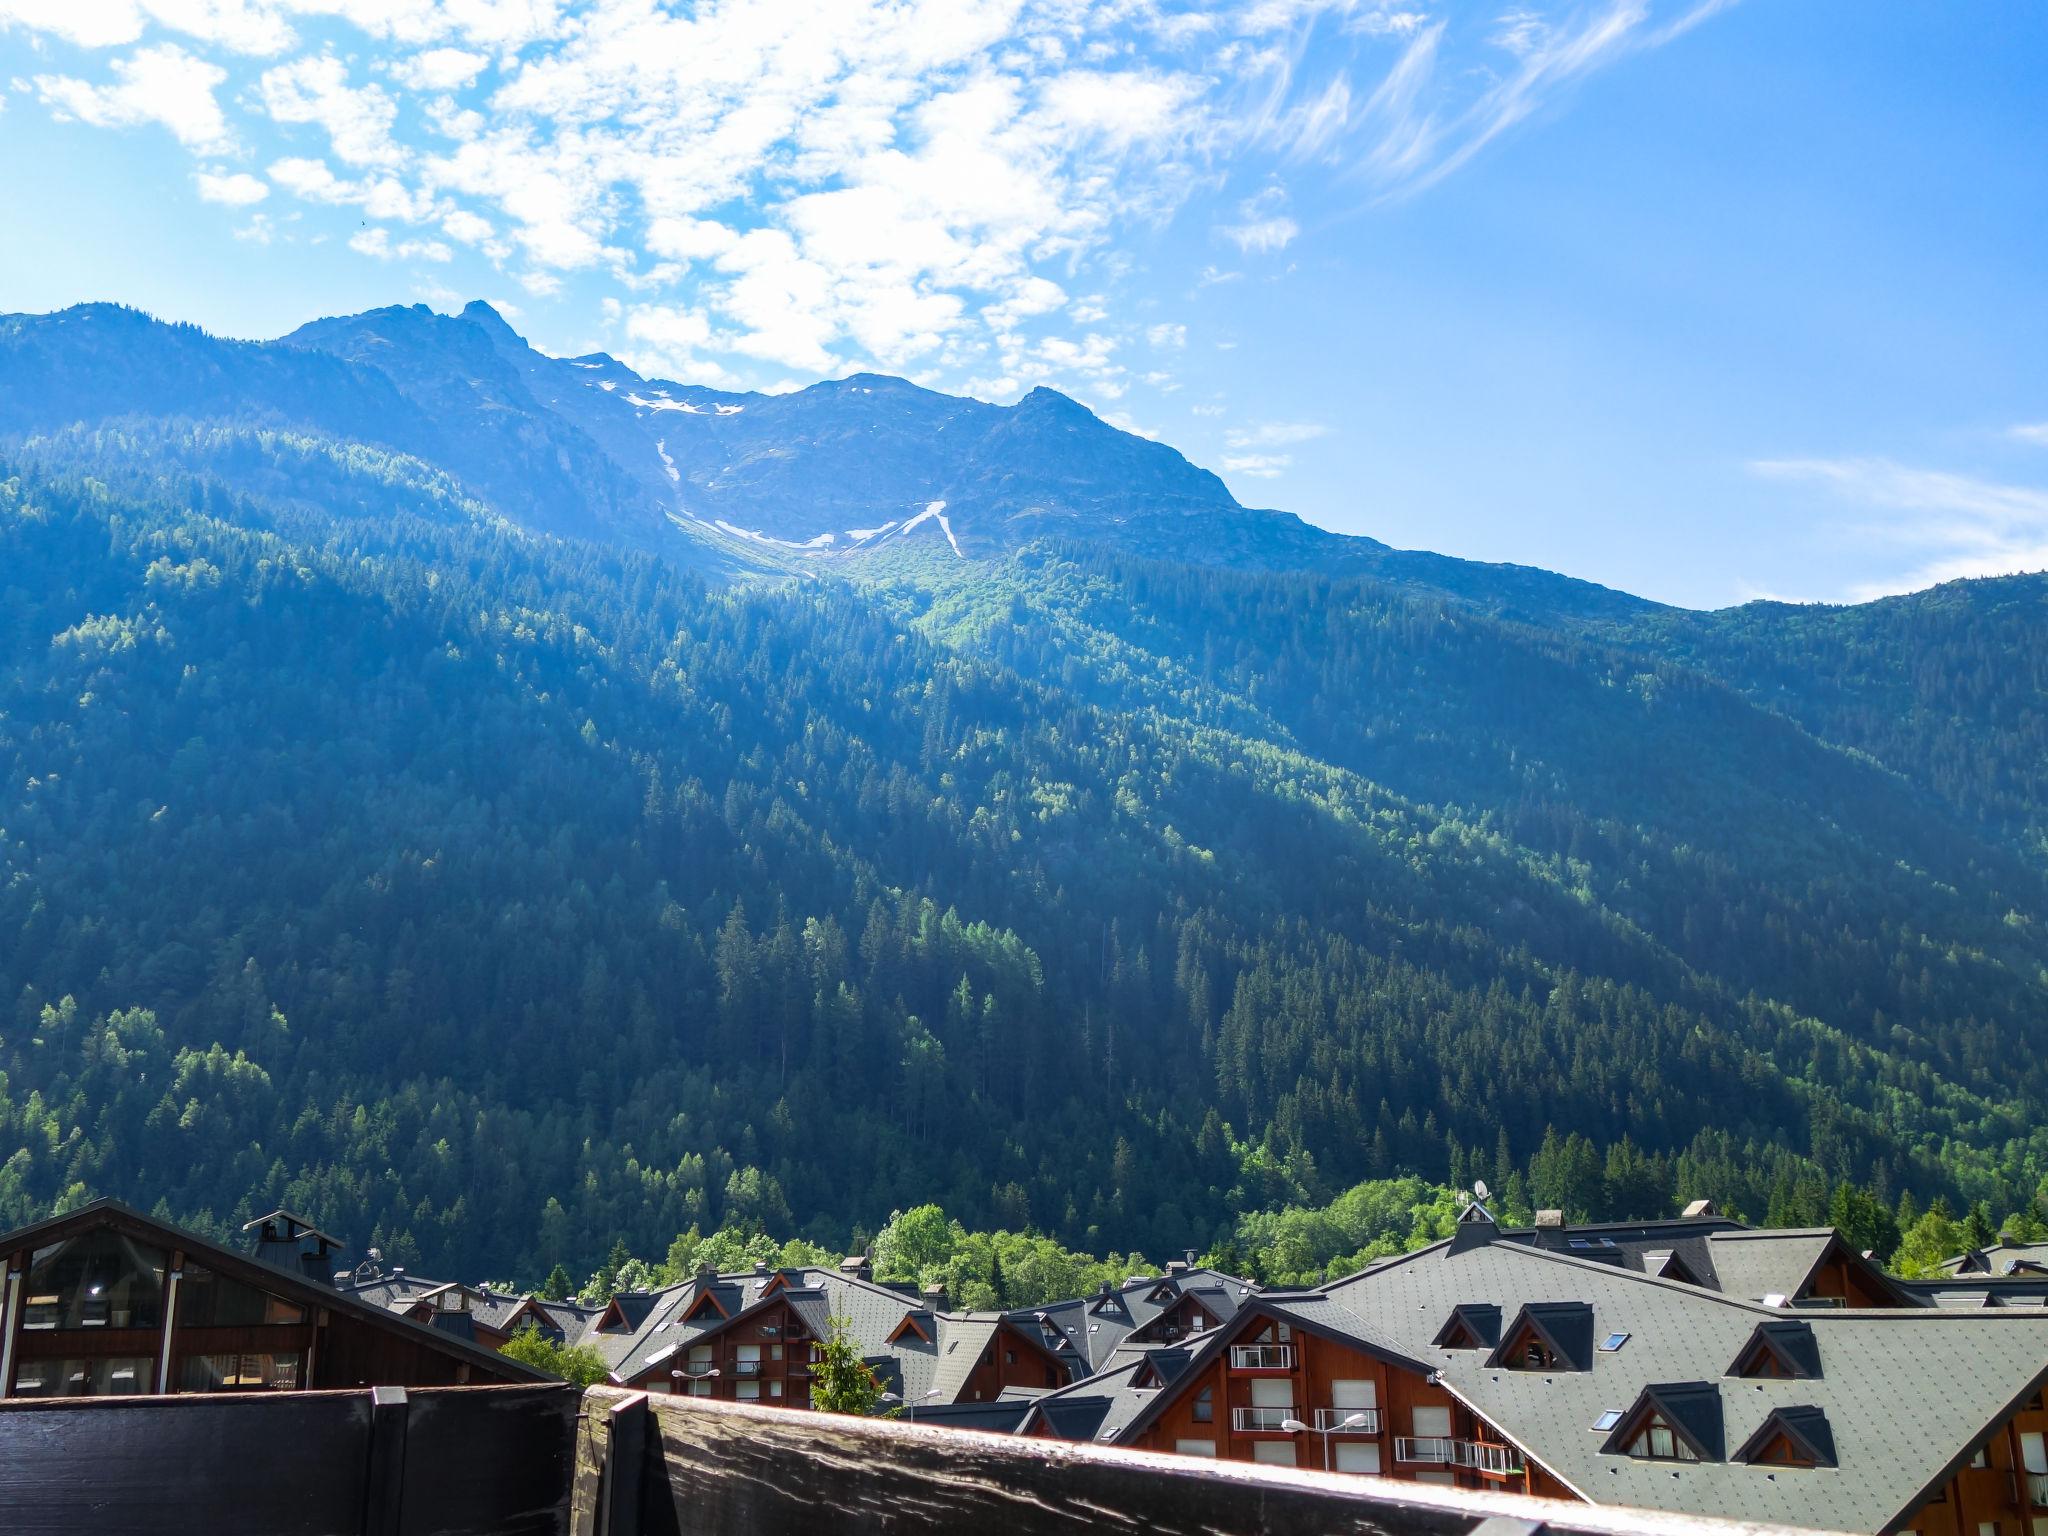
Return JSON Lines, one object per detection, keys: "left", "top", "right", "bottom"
{"left": 0, "top": 1381, "right": 578, "bottom": 1535}
{"left": 576, "top": 1386, "right": 1830, "bottom": 1536}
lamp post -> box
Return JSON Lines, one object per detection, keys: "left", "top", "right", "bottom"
{"left": 672, "top": 1366, "right": 719, "bottom": 1396}
{"left": 882, "top": 1388, "right": 942, "bottom": 1422}
{"left": 1280, "top": 1413, "right": 1372, "bottom": 1472}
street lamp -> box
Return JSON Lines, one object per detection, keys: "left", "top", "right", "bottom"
{"left": 671, "top": 1366, "right": 719, "bottom": 1396}
{"left": 1281, "top": 1413, "right": 1372, "bottom": 1471}
{"left": 882, "top": 1388, "right": 943, "bottom": 1422}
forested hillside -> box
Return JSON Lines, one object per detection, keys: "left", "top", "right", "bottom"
{"left": 1, "top": 301, "right": 2045, "bottom": 1286}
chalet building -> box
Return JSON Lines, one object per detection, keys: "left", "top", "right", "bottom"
{"left": 0, "top": 1199, "right": 547, "bottom": 1399}
{"left": 1939, "top": 1238, "right": 2048, "bottom": 1281}
{"left": 339, "top": 1264, "right": 596, "bottom": 1348}
{"left": 1017, "top": 1204, "right": 2048, "bottom": 1534}
{"left": 589, "top": 1256, "right": 1072, "bottom": 1410}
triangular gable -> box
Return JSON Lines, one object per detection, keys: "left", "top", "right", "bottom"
{"left": 1728, "top": 1319, "right": 1821, "bottom": 1380}
{"left": 1485, "top": 1302, "right": 1593, "bottom": 1371}
{"left": 760, "top": 1272, "right": 792, "bottom": 1297}
{"left": 596, "top": 1297, "right": 630, "bottom": 1332}
{"left": 1734, "top": 1406, "right": 1837, "bottom": 1469}
{"left": 1432, "top": 1302, "right": 1501, "bottom": 1351}
{"left": 888, "top": 1312, "right": 932, "bottom": 1345}
{"left": 1600, "top": 1382, "right": 1725, "bottom": 1463}
{"left": 686, "top": 1290, "right": 728, "bottom": 1324}
{"left": 1643, "top": 1250, "right": 1703, "bottom": 1287}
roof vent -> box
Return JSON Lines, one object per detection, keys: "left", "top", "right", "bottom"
{"left": 839, "top": 1254, "right": 872, "bottom": 1278}
{"left": 1682, "top": 1199, "right": 1717, "bottom": 1218}
{"left": 1535, "top": 1209, "right": 1565, "bottom": 1229}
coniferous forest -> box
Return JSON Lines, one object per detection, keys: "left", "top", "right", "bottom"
{"left": 2, "top": 303, "right": 2046, "bottom": 1284}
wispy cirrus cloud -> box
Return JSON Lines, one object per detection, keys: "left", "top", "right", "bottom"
{"left": 1751, "top": 455, "right": 2048, "bottom": 600}
{"left": 1, "top": 0, "right": 1736, "bottom": 400}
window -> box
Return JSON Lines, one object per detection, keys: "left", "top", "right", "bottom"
{"left": 1979, "top": 1524, "right": 2000, "bottom": 1536}
{"left": 1415, "top": 1472, "right": 1456, "bottom": 1486}
{"left": 1627, "top": 1413, "right": 1698, "bottom": 1463}
{"left": 768, "top": 1380, "right": 783, "bottom": 1398}
{"left": 178, "top": 1352, "right": 300, "bottom": 1392}
{"left": 13, "top": 1356, "right": 153, "bottom": 1397}
{"left": 1250, "top": 1441, "right": 1295, "bottom": 1466}
{"left": 22, "top": 1232, "right": 166, "bottom": 1331}
{"left": 1599, "top": 1333, "right": 1630, "bottom": 1353}
{"left": 1592, "top": 1410, "right": 1623, "bottom": 1432}
{"left": 176, "top": 1265, "right": 306, "bottom": 1328}
{"left": 1005, "top": 1350, "right": 1016, "bottom": 1365}
{"left": 736, "top": 1381, "right": 760, "bottom": 1401}
{"left": 1411, "top": 1405, "right": 1453, "bottom": 1439}
{"left": 1175, "top": 1439, "right": 1217, "bottom": 1457}
{"left": 1251, "top": 1379, "right": 1291, "bottom": 1409}
{"left": 687, "top": 1345, "right": 713, "bottom": 1372}
{"left": 687, "top": 1379, "right": 712, "bottom": 1397}
{"left": 1333, "top": 1442, "right": 1382, "bottom": 1475}
{"left": 1192, "top": 1387, "right": 1214, "bottom": 1424}
{"left": 1972, "top": 1448, "right": 1991, "bottom": 1469}
{"left": 1332, "top": 1379, "right": 1377, "bottom": 1410}
{"left": 769, "top": 1344, "right": 783, "bottom": 1361}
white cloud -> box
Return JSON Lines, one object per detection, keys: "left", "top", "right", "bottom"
{"left": 0, "top": 0, "right": 147, "bottom": 48}
{"left": 34, "top": 43, "right": 232, "bottom": 151}
{"left": 349, "top": 225, "right": 450, "bottom": 260}
{"left": 1146, "top": 322, "right": 1186, "bottom": 348}
{"left": 1751, "top": 456, "right": 2048, "bottom": 598}
{"left": 1220, "top": 214, "right": 1298, "bottom": 252}
{"left": 1222, "top": 452, "right": 1290, "bottom": 477}
{"left": 2010, "top": 423, "right": 2048, "bottom": 448}
{"left": 387, "top": 46, "right": 486, "bottom": 91}
{"left": 260, "top": 52, "right": 403, "bottom": 166}
{"left": 195, "top": 167, "right": 268, "bottom": 203}
{"left": 1227, "top": 420, "right": 1327, "bottom": 447}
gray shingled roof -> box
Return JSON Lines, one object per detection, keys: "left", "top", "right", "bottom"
{"left": 1940, "top": 1240, "right": 2048, "bottom": 1276}
{"left": 1322, "top": 1237, "right": 2048, "bottom": 1532}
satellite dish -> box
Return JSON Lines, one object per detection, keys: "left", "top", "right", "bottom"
{"left": 1473, "top": 1180, "right": 1490, "bottom": 1201}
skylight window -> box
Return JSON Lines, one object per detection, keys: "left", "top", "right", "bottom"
{"left": 1599, "top": 1332, "right": 1630, "bottom": 1353}
{"left": 1593, "top": 1410, "right": 1623, "bottom": 1432}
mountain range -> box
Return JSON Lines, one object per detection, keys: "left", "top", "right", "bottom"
{"left": 0, "top": 298, "right": 2042, "bottom": 1277}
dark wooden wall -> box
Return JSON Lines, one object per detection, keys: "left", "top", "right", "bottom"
{"left": 575, "top": 1385, "right": 1807, "bottom": 1536}
{"left": 0, "top": 1382, "right": 577, "bottom": 1536}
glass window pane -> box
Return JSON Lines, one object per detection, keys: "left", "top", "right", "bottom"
{"left": 177, "top": 1352, "right": 303, "bottom": 1392}
{"left": 13, "top": 1355, "right": 154, "bottom": 1397}
{"left": 24, "top": 1232, "right": 167, "bottom": 1331}
{"left": 175, "top": 1265, "right": 307, "bottom": 1328}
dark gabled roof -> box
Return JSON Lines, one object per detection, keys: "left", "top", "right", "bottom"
{"left": 1432, "top": 1302, "right": 1501, "bottom": 1350}
{"left": 1734, "top": 1406, "right": 1837, "bottom": 1468}
{"left": 0, "top": 1198, "right": 545, "bottom": 1384}
{"left": 240, "top": 1209, "right": 345, "bottom": 1247}
{"left": 1729, "top": 1319, "right": 1821, "bottom": 1379}
{"left": 1486, "top": 1301, "right": 1595, "bottom": 1371}
{"left": 1600, "top": 1381, "right": 1726, "bottom": 1462}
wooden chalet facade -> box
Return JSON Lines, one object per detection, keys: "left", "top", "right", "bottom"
{"left": 0, "top": 1199, "right": 544, "bottom": 1399}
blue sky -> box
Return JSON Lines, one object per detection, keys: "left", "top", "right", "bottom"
{"left": 1, "top": 0, "right": 2042, "bottom": 608}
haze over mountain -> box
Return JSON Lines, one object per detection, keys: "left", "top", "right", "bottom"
{"left": 0, "top": 298, "right": 2043, "bottom": 1278}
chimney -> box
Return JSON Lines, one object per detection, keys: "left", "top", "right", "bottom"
{"left": 1534, "top": 1209, "right": 1565, "bottom": 1229}
{"left": 244, "top": 1211, "right": 346, "bottom": 1288}
{"left": 1165, "top": 1260, "right": 1188, "bottom": 1276}
{"left": 839, "top": 1254, "right": 872, "bottom": 1280}
{"left": 1681, "top": 1198, "right": 1717, "bottom": 1219}
{"left": 921, "top": 1281, "right": 947, "bottom": 1311}
{"left": 1098, "top": 1281, "right": 1113, "bottom": 1298}
{"left": 695, "top": 1263, "right": 717, "bottom": 1284}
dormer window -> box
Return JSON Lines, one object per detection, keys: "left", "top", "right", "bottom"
{"left": 1734, "top": 1407, "right": 1836, "bottom": 1470}
{"left": 1433, "top": 1304, "right": 1501, "bottom": 1351}
{"left": 1628, "top": 1412, "right": 1698, "bottom": 1463}
{"left": 1487, "top": 1303, "right": 1593, "bottom": 1372}
{"left": 1599, "top": 1383, "right": 1724, "bottom": 1465}
{"left": 1728, "top": 1321, "right": 1821, "bottom": 1380}
{"left": 688, "top": 1294, "right": 724, "bottom": 1323}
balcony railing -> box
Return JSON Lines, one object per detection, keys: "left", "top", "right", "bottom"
{"left": 1314, "top": 1409, "right": 1381, "bottom": 1434}
{"left": 1232, "top": 1405, "right": 1298, "bottom": 1433}
{"left": 1457, "top": 1441, "right": 1525, "bottom": 1476}
{"left": 1394, "top": 1436, "right": 1456, "bottom": 1464}
{"left": 1229, "top": 1345, "right": 1293, "bottom": 1371}
{"left": 733, "top": 1359, "right": 763, "bottom": 1377}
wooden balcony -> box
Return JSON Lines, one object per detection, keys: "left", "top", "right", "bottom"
{"left": 1228, "top": 1343, "right": 1293, "bottom": 1371}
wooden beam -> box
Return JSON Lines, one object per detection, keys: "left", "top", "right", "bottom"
{"left": 600, "top": 1392, "right": 651, "bottom": 1536}
{"left": 589, "top": 1386, "right": 1819, "bottom": 1536}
